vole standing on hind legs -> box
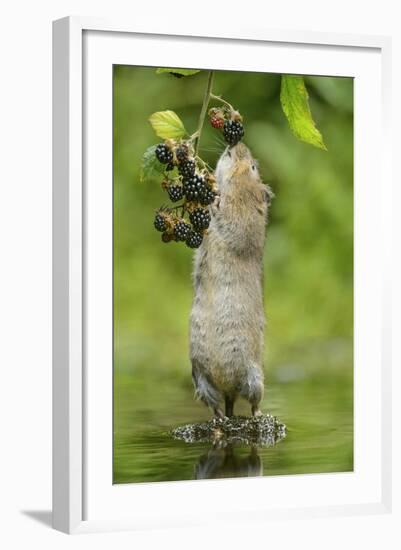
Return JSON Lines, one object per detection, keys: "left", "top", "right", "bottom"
{"left": 190, "top": 142, "right": 273, "bottom": 418}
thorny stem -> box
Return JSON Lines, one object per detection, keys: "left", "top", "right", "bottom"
{"left": 194, "top": 70, "right": 215, "bottom": 156}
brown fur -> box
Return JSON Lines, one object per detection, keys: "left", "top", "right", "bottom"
{"left": 190, "top": 143, "right": 272, "bottom": 417}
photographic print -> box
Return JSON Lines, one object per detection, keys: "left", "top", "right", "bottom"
{"left": 113, "top": 66, "right": 353, "bottom": 484}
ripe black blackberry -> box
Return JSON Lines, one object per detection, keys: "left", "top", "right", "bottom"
{"left": 223, "top": 120, "right": 245, "bottom": 146}
{"left": 161, "top": 232, "right": 174, "bottom": 243}
{"left": 189, "top": 208, "right": 211, "bottom": 231}
{"left": 174, "top": 220, "right": 191, "bottom": 242}
{"left": 186, "top": 230, "right": 203, "bottom": 249}
{"left": 175, "top": 144, "right": 189, "bottom": 163}
{"left": 166, "top": 184, "right": 183, "bottom": 202}
{"left": 155, "top": 143, "right": 173, "bottom": 164}
{"left": 178, "top": 159, "right": 196, "bottom": 178}
{"left": 199, "top": 187, "right": 216, "bottom": 206}
{"left": 154, "top": 212, "right": 168, "bottom": 232}
{"left": 183, "top": 174, "right": 206, "bottom": 201}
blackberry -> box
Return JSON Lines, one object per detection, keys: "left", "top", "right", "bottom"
{"left": 174, "top": 221, "right": 191, "bottom": 242}
{"left": 161, "top": 232, "right": 174, "bottom": 243}
{"left": 155, "top": 143, "right": 173, "bottom": 164}
{"left": 166, "top": 162, "right": 175, "bottom": 171}
{"left": 178, "top": 159, "right": 196, "bottom": 178}
{"left": 183, "top": 174, "right": 206, "bottom": 201}
{"left": 199, "top": 187, "right": 216, "bottom": 206}
{"left": 189, "top": 208, "right": 211, "bottom": 231}
{"left": 186, "top": 230, "right": 203, "bottom": 249}
{"left": 175, "top": 144, "right": 189, "bottom": 163}
{"left": 223, "top": 120, "right": 244, "bottom": 146}
{"left": 167, "top": 184, "right": 183, "bottom": 203}
{"left": 154, "top": 212, "right": 168, "bottom": 232}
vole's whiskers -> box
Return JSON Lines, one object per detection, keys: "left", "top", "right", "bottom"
{"left": 199, "top": 135, "right": 226, "bottom": 156}
{"left": 199, "top": 146, "right": 222, "bottom": 153}
{"left": 212, "top": 135, "right": 226, "bottom": 148}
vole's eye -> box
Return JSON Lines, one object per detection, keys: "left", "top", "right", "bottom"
{"left": 252, "top": 165, "right": 256, "bottom": 171}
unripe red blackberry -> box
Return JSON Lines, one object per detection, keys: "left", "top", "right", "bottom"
{"left": 154, "top": 212, "right": 168, "bottom": 232}
{"left": 186, "top": 230, "right": 203, "bottom": 249}
{"left": 223, "top": 120, "right": 245, "bottom": 146}
{"left": 155, "top": 143, "right": 173, "bottom": 164}
{"left": 183, "top": 174, "right": 206, "bottom": 201}
{"left": 178, "top": 159, "right": 196, "bottom": 179}
{"left": 166, "top": 184, "right": 183, "bottom": 202}
{"left": 210, "top": 115, "right": 225, "bottom": 129}
{"left": 189, "top": 207, "right": 211, "bottom": 231}
{"left": 174, "top": 220, "right": 191, "bottom": 242}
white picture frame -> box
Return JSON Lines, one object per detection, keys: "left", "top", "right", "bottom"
{"left": 52, "top": 16, "right": 392, "bottom": 534}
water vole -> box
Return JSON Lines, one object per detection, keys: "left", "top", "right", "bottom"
{"left": 190, "top": 142, "right": 273, "bottom": 418}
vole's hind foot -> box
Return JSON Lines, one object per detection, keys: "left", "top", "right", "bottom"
{"left": 225, "top": 396, "right": 234, "bottom": 418}
{"left": 213, "top": 407, "right": 226, "bottom": 419}
{"left": 192, "top": 360, "right": 223, "bottom": 415}
{"left": 251, "top": 405, "right": 263, "bottom": 417}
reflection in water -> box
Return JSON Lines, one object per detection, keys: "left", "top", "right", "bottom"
{"left": 172, "top": 415, "right": 286, "bottom": 481}
{"left": 195, "top": 444, "right": 263, "bottom": 479}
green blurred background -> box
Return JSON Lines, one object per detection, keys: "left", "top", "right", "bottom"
{"left": 113, "top": 66, "right": 353, "bottom": 483}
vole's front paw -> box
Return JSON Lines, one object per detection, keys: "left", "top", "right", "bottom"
{"left": 211, "top": 194, "right": 221, "bottom": 215}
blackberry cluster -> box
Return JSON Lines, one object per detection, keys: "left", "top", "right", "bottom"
{"left": 189, "top": 208, "right": 211, "bottom": 231}
{"left": 152, "top": 140, "right": 218, "bottom": 249}
{"left": 167, "top": 184, "right": 183, "bottom": 202}
{"left": 209, "top": 106, "right": 245, "bottom": 146}
{"left": 174, "top": 221, "right": 191, "bottom": 242}
{"left": 186, "top": 230, "right": 203, "bottom": 249}
{"left": 183, "top": 175, "right": 206, "bottom": 201}
{"left": 223, "top": 120, "right": 245, "bottom": 146}
{"left": 155, "top": 143, "right": 173, "bottom": 164}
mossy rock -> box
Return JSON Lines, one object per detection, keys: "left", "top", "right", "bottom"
{"left": 171, "top": 414, "right": 286, "bottom": 447}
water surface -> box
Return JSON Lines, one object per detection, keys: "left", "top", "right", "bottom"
{"left": 113, "top": 364, "right": 353, "bottom": 484}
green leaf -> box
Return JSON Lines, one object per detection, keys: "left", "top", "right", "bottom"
{"left": 280, "top": 75, "right": 327, "bottom": 150}
{"left": 149, "top": 110, "right": 187, "bottom": 139}
{"left": 140, "top": 145, "right": 166, "bottom": 183}
{"left": 156, "top": 68, "right": 201, "bottom": 77}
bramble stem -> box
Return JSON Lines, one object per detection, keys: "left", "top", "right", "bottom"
{"left": 170, "top": 203, "right": 186, "bottom": 211}
{"left": 194, "top": 71, "right": 214, "bottom": 156}
{"left": 210, "top": 93, "right": 234, "bottom": 111}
